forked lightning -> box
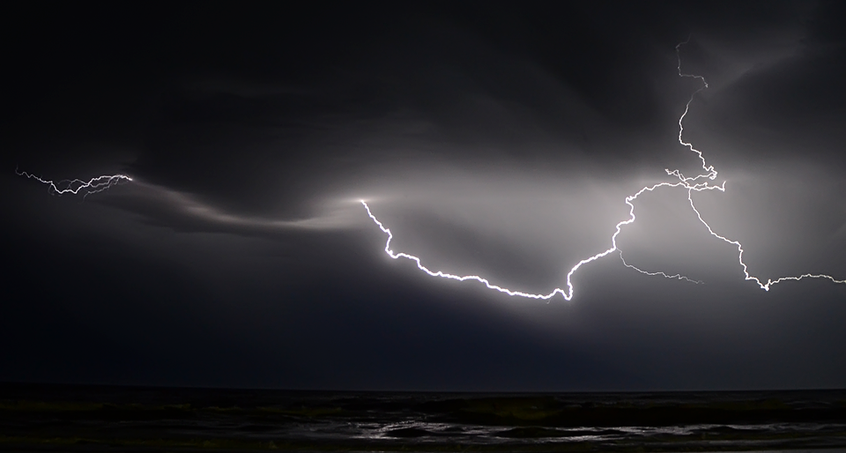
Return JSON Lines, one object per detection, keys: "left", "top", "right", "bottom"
{"left": 17, "top": 40, "right": 845, "bottom": 299}
{"left": 361, "top": 39, "right": 846, "bottom": 300}
{"left": 16, "top": 168, "right": 132, "bottom": 198}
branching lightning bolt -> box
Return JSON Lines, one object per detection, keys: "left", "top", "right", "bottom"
{"left": 362, "top": 38, "right": 846, "bottom": 300}
{"left": 16, "top": 167, "right": 132, "bottom": 198}
{"left": 14, "top": 38, "right": 845, "bottom": 298}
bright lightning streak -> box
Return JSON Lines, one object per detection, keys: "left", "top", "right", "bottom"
{"left": 16, "top": 167, "right": 132, "bottom": 198}
{"left": 362, "top": 180, "right": 721, "bottom": 301}
{"left": 362, "top": 38, "right": 846, "bottom": 300}
{"left": 15, "top": 38, "right": 844, "bottom": 297}
{"left": 686, "top": 189, "right": 846, "bottom": 290}
{"left": 671, "top": 39, "right": 846, "bottom": 291}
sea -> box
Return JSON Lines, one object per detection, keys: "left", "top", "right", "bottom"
{"left": 1, "top": 383, "right": 845, "bottom": 452}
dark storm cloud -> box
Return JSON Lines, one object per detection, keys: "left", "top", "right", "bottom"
{"left": 112, "top": 0, "right": 832, "bottom": 218}
{"left": 98, "top": 180, "right": 362, "bottom": 234}
{"left": 3, "top": 1, "right": 846, "bottom": 390}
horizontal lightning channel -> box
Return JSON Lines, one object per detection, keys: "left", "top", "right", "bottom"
{"left": 16, "top": 168, "right": 132, "bottom": 198}
{"left": 15, "top": 39, "right": 845, "bottom": 298}
{"left": 362, "top": 181, "right": 723, "bottom": 301}
{"left": 361, "top": 39, "right": 846, "bottom": 300}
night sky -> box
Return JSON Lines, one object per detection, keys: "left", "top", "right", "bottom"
{"left": 4, "top": 1, "right": 846, "bottom": 391}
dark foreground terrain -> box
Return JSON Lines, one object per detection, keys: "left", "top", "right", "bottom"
{"left": 1, "top": 383, "right": 845, "bottom": 452}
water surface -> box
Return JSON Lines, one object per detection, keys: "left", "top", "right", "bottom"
{"left": 1, "top": 383, "right": 845, "bottom": 451}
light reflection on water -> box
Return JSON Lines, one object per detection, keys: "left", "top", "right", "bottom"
{"left": 1, "top": 384, "right": 845, "bottom": 451}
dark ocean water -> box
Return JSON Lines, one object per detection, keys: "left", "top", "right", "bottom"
{"left": 1, "top": 384, "right": 845, "bottom": 452}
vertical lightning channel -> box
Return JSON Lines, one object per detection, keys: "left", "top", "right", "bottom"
{"left": 361, "top": 38, "right": 846, "bottom": 300}
{"left": 671, "top": 38, "right": 717, "bottom": 184}
{"left": 671, "top": 39, "right": 846, "bottom": 290}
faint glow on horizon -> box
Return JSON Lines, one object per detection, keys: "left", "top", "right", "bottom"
{"left": 361, "top": 39, "right": 846, "bottom": 300}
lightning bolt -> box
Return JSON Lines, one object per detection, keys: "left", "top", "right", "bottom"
{"left": 362, "top": 38, "right": 846, "bottom": 300}
{"left": 15, "top": 39, "right": 845, "bottom": 298}
{"left": 670, "top": 39, "right": 845, "bottom": 291}
{"left": 16, "top": 167, "right": 132, "bottom": 198}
